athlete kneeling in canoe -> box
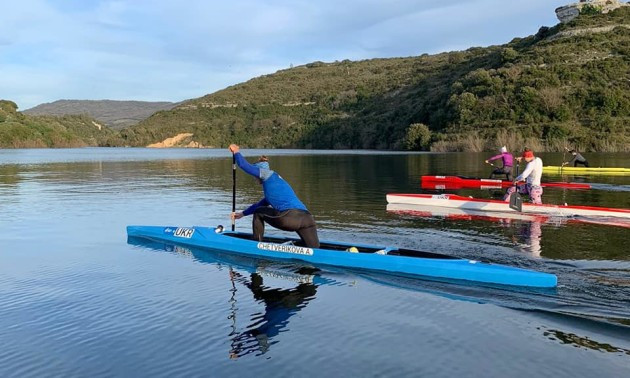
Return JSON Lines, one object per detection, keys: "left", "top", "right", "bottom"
{"left": 563, "top": 148, "right": 589, "bottom": 167}
{"left": 229, "top": 144, "right": 320, "bottom": 248}
{"left": 485, "top": 146, "right": 513, "bottom": 181}
{"left": 504, "top": 149, "right": 544, "bottom": 204}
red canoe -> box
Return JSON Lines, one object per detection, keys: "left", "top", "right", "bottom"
{"left": 421, "top": 176, "right": 591, "bottom": 190}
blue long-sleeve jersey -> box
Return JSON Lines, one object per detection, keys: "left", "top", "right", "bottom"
{"left": 234, "top": 153, "right": 307, "bottom": 215}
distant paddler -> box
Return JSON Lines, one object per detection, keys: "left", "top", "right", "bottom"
{"left": 504, "top": 149, "right": 544, "bottom": 205}
{"left": 485, "top": 146, "right": 514, "bottom": 181}
{"left": 563, "top": 148, "right": 589, "bottom": 167}
{"left": 228, "top": 144, "right": 320, "bottom": 248}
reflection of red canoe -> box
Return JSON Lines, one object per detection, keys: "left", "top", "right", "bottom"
{"left": 421, "top": 176, "right": 590, "bottom": 190}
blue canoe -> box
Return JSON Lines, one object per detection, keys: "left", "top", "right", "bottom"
{"left": 126, "top": 225, "right": 558, "bottom": 288}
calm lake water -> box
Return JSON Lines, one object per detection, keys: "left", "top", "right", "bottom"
{"left": 1, "top": 148, "right": 629, "bottom": 377}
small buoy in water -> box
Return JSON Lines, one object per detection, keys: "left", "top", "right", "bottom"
{"left": 346, "top": 247, "right": 359, "bottom": 253}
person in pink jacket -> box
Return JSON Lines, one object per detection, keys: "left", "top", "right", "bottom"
{"left": 485, "top": 146, "right": 514, "bottom": 181}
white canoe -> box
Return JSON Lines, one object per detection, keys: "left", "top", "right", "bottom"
{"left": 386, "top": 193, "right": 630, "bottom": 219}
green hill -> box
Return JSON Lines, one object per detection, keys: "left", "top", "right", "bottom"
{"left": 122, "top": 8, "right": 630, "bottom": 152}
{"left": 0, "top": 100, "right": 122, "bottom": 148}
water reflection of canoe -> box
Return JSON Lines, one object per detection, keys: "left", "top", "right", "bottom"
{"left": 126, "top": 225, "right": 557, "bottom": 288}
{"left": 421, "top": 175, "right": 590, "bottom": 190}
{"left": 387, "top": 193, "right": 630, "bottom": 219}
{"left": 386, "top": 203, "right": 630, "bottom": 229}
{"left": 387, "top": 203, "right": 551, "bottom": 223}
{"left": 127, "top": 235, "right": 332, "bottom": 285}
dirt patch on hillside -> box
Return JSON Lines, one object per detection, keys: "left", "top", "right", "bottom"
{"left": 147, "top": 133, "right": 203, "bottom": 148}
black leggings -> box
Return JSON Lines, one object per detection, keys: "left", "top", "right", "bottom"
{"left": 490, "top": 166, "right": 512, "bottom": 181}
{"left": 574, "top": 160, "right": 589, "bottom": 167}
{"left": 253, "top": 207, "right": 320, "bottom": 248}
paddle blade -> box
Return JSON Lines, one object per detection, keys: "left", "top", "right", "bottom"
{"left": 509, "top": 192, "right": 523, "bottom": 212}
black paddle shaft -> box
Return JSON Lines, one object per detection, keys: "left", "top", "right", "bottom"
{"left": 232, "top": 154, "right": 236, "bottom": 231}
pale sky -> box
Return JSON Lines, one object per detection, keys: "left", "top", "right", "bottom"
{"left": 0, "top": 0, "right": 568, "bottom": 110}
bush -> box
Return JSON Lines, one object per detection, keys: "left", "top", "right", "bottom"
{"left": 543, "top": 124, "right": 569, "bottom": 140}
{"left": 580, "top": 4, "right": 602, "bottom": 16}
{"left": 404, "top": 123, "right": 431, "bottom": 150}
{"left": 0, "top": 100, "right": 18, "bottom": 113}
{"left": 535, "top": 26, "right": 551, "bottom": 40}
{"left": 501, "top": 48, "right": 518, "bottom": 63}
{"left": 306, "top": 61, "right": 325, "bottom": 68}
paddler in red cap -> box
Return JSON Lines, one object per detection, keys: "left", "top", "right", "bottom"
{"left": 504, "top": 148, "right": 544, "bottom": 204}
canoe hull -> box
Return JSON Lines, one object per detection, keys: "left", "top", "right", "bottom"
{"left": 386, "top": 193, "right": 630, "bottom": 219}
{"left": 126, "top": 225, "right": 557, "bottom": 288}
